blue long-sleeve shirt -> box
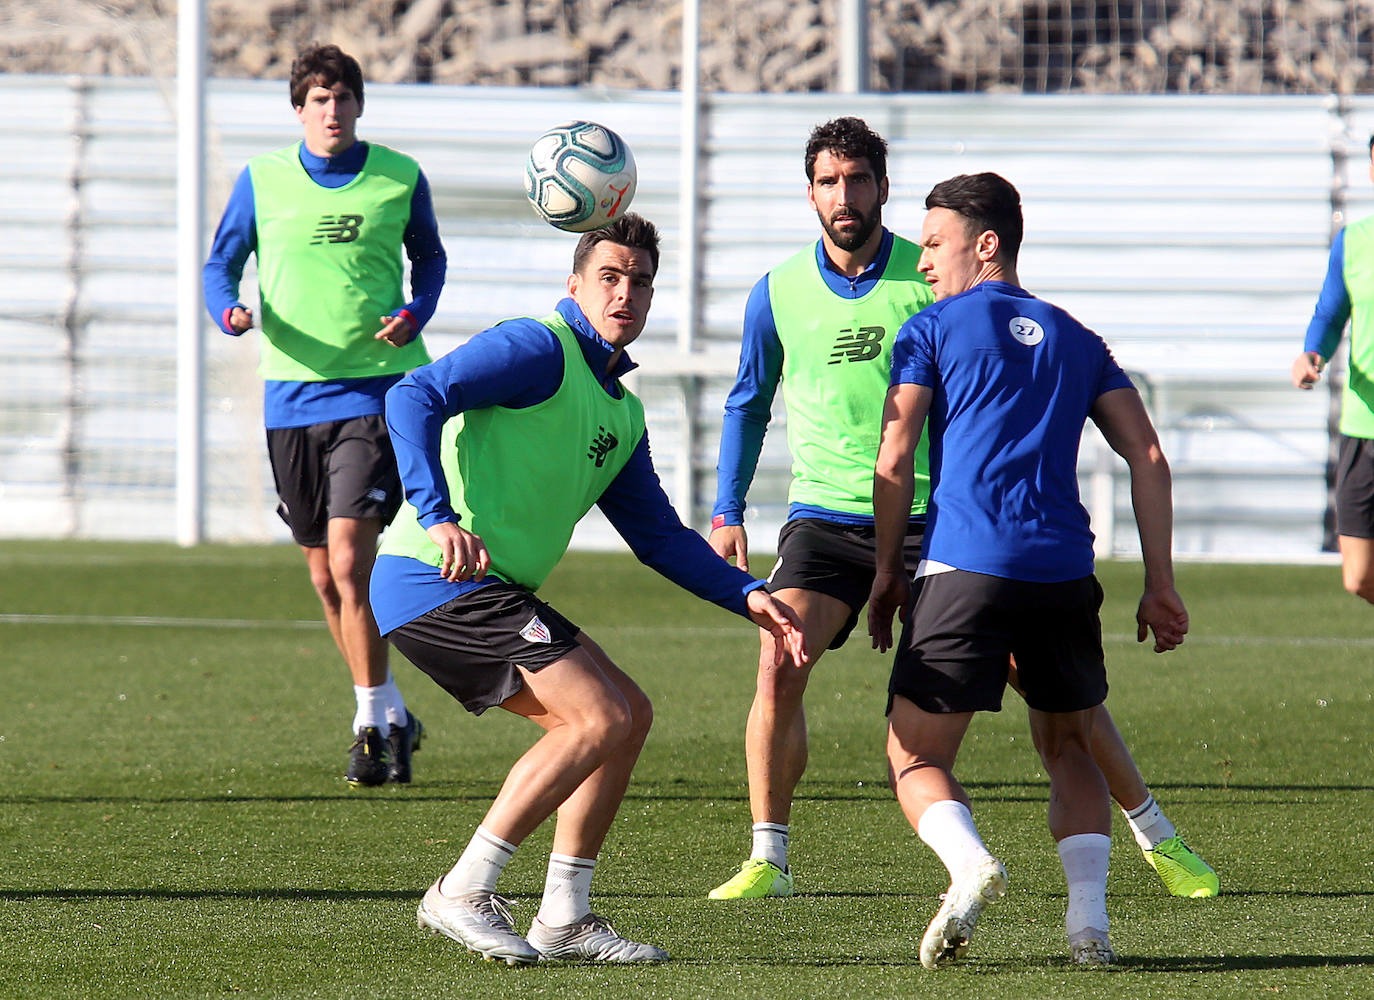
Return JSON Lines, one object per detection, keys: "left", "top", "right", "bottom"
{"left": 713, "top": 229, "right": 905, "bottom": 528}
{"left": 370, "top": 297, "right": 766, "bottom": 635}
{"left": 202, "top": 140, "right": 447, "bottom": 429}
{"left": 1304, "top": 227, "right": 1352, "bottom": 358}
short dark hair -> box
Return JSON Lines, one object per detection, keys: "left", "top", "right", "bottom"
{"left": 925, "top": 172, "right": 1024, "bottom": 265}
{"left": 572, "top": 212, "right": 661, "bottom": 276}
{"left": 805, "top": 117, "right": 888, "bottom": 183}
{"left": 290, "top": 44, "right": 365, "bottom": 110}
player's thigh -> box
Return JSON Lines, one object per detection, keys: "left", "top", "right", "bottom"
{"left": 1339, "top": 535, "right": 1374, "bottom": 593}
{"left": 886, "top": 694, "right": 974, "bottom": 772}
{"left": 568, "top": 630, "right": 651, "bottom": 722}
{"left": 764, "top": 518, "right": 879, "bottom": 652}
{"left": 326, "top": 415, "right": 404, "bottom": 524}
{"left": 506, "top": 646, "right": 632, "bottom": 736}
{"left": 762, "top": 587, "right": 855, "bottom": 665}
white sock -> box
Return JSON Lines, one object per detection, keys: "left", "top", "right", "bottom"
{"left": 1122, "top": 793, "right": 1175, "bottom": 852}
{"left": 916, "top": 800, "right": 994, "bottom": 880}
{"left": 379, "top": 672, "right": 410, "bottom": 731}
{"left": 352, "top": 683, "right": 387, "bottom": 733}
{"left": 751, "top": 822, "right": 790, "bottom": 871}
{"left": 1058, "top": 832, "right": 1111, "bottom": 938}
{"left": 441, "top": 826, "right": 518, "bottom": 896}
{"left": 535, "top": 853, "right": 596, "bottom": 927}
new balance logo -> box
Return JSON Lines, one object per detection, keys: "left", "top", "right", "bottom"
{"left": 828, "top": 326, "right": 885, "bottom": 364}
{"left": 587, "top": 426, "right": 618, "bottom": 467}
{"left": 310, "top": 214, "right": 364, "bottom": 244}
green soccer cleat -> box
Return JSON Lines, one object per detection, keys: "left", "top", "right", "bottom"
{"left": 1144, "top": 835, "right": 1219, "bottom": 898}
{"left": 707, "top": 858, "right": 794, "bottom": 899}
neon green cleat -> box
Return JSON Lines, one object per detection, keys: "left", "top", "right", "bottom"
{"left": 1144, "top": 835, "right": 1219, "bottom": 898}
{"left": 707, "top": 858, "right": 794, "bottom": 899}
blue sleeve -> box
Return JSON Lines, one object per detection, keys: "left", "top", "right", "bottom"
{"left": 713, "top": 275, "right": 783, "bottom": 524}
{"left": 202, "top": 167, "right": 256, "bottom": 335}
{"left": 891, "top": 311, "right": 936, "bottom": 387}
{"left": 385, "top": 320, "right": 563, "bottom": 528}
{"left": 397, "top": 169, "right": 447, "bottom": 333}
{"left": 600, "top": 432, "right": 765, "bottom": 618}
{"left": 1304, "top": 228, "right": 1352, "bottom": 358}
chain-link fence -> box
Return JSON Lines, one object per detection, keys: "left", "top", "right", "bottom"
{"left": 6, "top": 0, "right": 1374, "bottom": 95}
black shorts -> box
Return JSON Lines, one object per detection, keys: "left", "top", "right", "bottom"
{"left": 266, "top": 414, "right": 403, "bottom": 547}
{"left": 766, "top": 517, "right": 925, "bottom": 649}
{"left": 888, "top": 570, "right": 1107, "bottom": 715}
{"left": 1335, "top": 434, "right": 1374, "bottom": 539}
{"left": 386, "top": 583, "right": 583, "bottom": 715}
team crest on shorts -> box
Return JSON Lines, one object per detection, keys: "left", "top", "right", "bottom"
{"left": 520, "top": 615, "right": 552, "bottom": 644}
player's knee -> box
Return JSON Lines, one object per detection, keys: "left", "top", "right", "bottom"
{"left": 1342, "top": 568, "right": 1374, "bottom": 604}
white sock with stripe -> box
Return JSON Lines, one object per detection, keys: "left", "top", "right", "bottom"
{"left": 536, "top": 853, "right": 597, "bottom": 926}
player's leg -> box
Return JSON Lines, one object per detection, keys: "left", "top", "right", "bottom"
{"left": 887, "top": 571, "right": 1009, "bottom": 969}
{"left": 524, "top": 631, "right": 667, "bottom": 962}
{"left": 1339, "top": 535, "right": 1374, "bottom": 603}
{"left": 328, "top": 416, "right": 422, "bottom": 783}
{"left": 1334, "top": 434, "right": 1374, "bottom": 603}
{"left": 1010, "top": 659, "right": 1218, "bottom": 896}
{"left": 710, "top": 518, "right": 874, "bottom": 899}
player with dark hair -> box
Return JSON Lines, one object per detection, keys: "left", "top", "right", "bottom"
{"left": 371, "top": 213, "right": 808, "bottom": 965}
{"left": 203, "top": 42, "right": 446, "bottom": 787}
{"left": 869, "top": 171, "right": 1189, "bottom": 967}
{"left": 707, "top": 119, "right": 1215, "bottom": 904}
{"left": 1294, "top": 134, "right": 1374, "bottom": 603}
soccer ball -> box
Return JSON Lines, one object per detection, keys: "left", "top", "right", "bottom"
{"left": 523, "top": 121, "right": 637, "bottom": 233}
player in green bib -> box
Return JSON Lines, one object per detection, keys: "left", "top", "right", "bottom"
{"left": 1295, "top": 134, "right": 1374, "bottom": 606}
{"left": 371, "top": 215, "right": 807, "bottom": 965}
{"left": 707, "top": 118, "right": 1217, "bottom": 903}
{"left": 203, "top": 44, "right": 446, "bottom": 788}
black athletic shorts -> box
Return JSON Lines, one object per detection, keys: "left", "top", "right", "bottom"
{"left": 766, "top": 516, "right": 925, "bottom": 650}
{"left": 888, "top": 569, "right": 1107, "bottom": 715}
{"left": 1335, "top": 434, "right": 1374, "bottom": 539}
{"left": 266, "top": 414, "right": 403, "bottom": 547}
{"left": 386, "top": 582, "right": 583, "bottom": 715}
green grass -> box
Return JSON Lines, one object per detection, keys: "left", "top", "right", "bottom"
{"left": 2, "top": 542, "right": 1372, "bottom": 999}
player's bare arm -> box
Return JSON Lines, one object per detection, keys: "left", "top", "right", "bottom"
{"left": 424, "top": 520, "right": 491, "bottom": 583}
{"left": 708, "top": 523, "right": 749, "bottom": 572}
{"left": 1090, "top": 386, "right": 1189, "bottom": 653}
{"left": 1291, "top": 350, "right": 1324, "bottom": 389}
{"left": 867, "top": 382, "right": 930, "bottom": 652}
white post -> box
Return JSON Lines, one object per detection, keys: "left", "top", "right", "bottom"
{"left": 678, "top": 0, "right": 703, "bottom": 354}
{"left": 838, "top": 0, "right": 869, "bottom": 93}
{"left": 176, "top": 0, "right": 207, "bottom": 545}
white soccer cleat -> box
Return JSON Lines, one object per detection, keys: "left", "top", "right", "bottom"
{"left": 416, "top": 881, "right": 539, "bottom": 966}
{"left": 918, "top": 856, "right": 1008, "bottom": 969}
{"left": 527, "top": 912, "right": 669, "bottom": 963}
{"left": 1068, "top": 927, "right": 1117, "bottom": 966}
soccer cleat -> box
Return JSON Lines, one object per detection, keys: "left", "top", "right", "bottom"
{"left": 527, "top": 913, "right": 669, "bottom": 963}
{"left": 416, "top": 881, "right": 539, "bottom": 966}
{"left": 707, "top": 858, "right": 794, "bottom": 899}
{"left": 1068, "top": 927, "right": 1117, "bottom": 966}
{"left": 1144, "top": 835, "right": 1219, "bottom": 898}
{"left": 918, "top": 856, "right": 1008, "bottom": 969}
{"left": 345, "top": 726, "right": 387, "bottom": 787}
{"left": 386, "top": 711, "right": 424, "bottom": 784}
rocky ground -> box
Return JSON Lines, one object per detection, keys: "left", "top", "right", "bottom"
{"left": 3, "top": 0, "right": 1372, "bottom": 94}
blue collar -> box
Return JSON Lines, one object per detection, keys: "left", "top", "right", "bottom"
{"left": 296, "top": 140, "right": 368, "bottom": 178}
{"left": 554, "top": 297, "right": 640, "bottom": 385}
{"left": 815, "top": 227, "right": 894, "bottom": 282}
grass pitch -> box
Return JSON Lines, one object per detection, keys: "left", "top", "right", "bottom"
{"left": 1, "top": 542, "right": 1372, "bottom": 999}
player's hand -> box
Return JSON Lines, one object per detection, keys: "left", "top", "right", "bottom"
{"left": 1292, "top": 351, "right": 1324, "bottom": 389}
{"left": 709, "top": 524, "right": 749, "bottom": 572}
{"left": 746, "top": 588, "right": 808, "bottom": 667}
{"left": 376, "top": 314, "right": 415, "bottom": 347}
{"left": 227, "top": 306, "right": 254, "bottom": 334}
{"left": 867, "top": 569, "right": 912, "bottom": 653}
{"left": 425, "top": 521, "right": 490, "bottom": 583}
{"left": 1136, "top": 585, "right": 1188, "bottom": 653}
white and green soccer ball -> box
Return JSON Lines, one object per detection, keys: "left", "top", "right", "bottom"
{"left": 524, "top": 120, "right": 637, "bottom": 233}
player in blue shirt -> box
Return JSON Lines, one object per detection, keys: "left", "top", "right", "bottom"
{"left": 868, "top": 173, "right": 1190, "bottom": 968}
{"left": 203, "top": 44, "right": 446, "bottom": 788}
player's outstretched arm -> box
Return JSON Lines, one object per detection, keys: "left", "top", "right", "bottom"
{"left": 424, "top": 520, "right": 491, "bottom": 583}
{"left": 746, "top": 588, "right": 808, "bottom": 667}
{"left": 709, "top": 524, "right": 749, "bottom": 572}
{"left": 1291, "top": 350, "right": 1324, "bottom": 389}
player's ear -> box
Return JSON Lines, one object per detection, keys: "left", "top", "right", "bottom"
{"left": 566, "top": 271, "right": 580, "bottom": 299}
{"left": 976, "top": 229, "right": 1000, "bottom": 262}
{"left": 878, "top": 175, "right": 890, "bottom": 205}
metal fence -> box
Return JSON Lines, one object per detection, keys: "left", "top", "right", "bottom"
{"left": 4, "top": 74, "right": 1374, "bottom": 558}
